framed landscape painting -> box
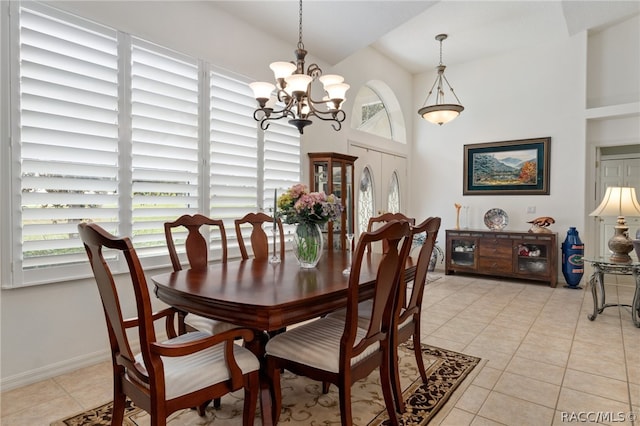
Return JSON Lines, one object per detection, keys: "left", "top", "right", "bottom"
{"left": 463, "top": 137, "right": 550, "bottom": 195}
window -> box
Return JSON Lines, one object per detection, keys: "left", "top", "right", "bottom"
{"left": 14, "top": 4, "right": 120, "bottom": 285}
{"left": 350, "top": 80, "right": 407, "bottom": 144}
{"left": 351, "top": 85, "right": 392, "bottom": 139}
{"left": 358, "top": 167, "right": 375, "bottom": 235}
{"left": 3, "top": 2, "right": 299, "bottom": 287}
{"left": 130, "top": 39, "right": 200, "bottom": 260}
{"left": 387, "top": 171, "right": 400, "bottom": 213}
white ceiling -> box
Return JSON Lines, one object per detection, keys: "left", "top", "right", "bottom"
{"left": 211, "top": 0, "right": 639, "bottom": 74}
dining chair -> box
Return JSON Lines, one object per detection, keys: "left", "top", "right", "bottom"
{"left": 264, "top": 220, "right": 413, "bottom": 426}
{"left": 164, "top": 214, "right": 236, "bottom": 336}
{"left": 235, "top": 212, "right": 285, "bottom": 260}
{"left": 327, "top": 216, "right": 441, "bottom": 413}
{"left": 389, "top": 216, "right": 441, "bottom": 412}
{"left": 366, "top": 212, "right": 415, "bottom": 253}
{"left": 78, "top": 222, "right": 260, "bottom": 426}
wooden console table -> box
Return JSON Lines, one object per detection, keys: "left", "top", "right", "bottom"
{"left": 445, "top": 229, "right": 558, "bottom": 287}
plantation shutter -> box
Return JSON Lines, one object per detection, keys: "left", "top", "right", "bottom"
{"left": 263, "top": 121, "right": 301, "bottom": 217}
{"left": 6, "top": 2, "right": 302, "bottom": 287}
{"left": 209, "top": 70, "right": 258, "bottom": 222}
{"left": 130, "top": 39, "right": 200, "bottom": 260}
{"left": 16, "top": 4, "right": 119, "bottom": 285}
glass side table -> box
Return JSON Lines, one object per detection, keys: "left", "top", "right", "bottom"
{"left": 583, "top": 257, "right": 640, "bottom": 327}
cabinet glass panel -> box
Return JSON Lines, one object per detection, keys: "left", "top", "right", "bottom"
{"left": 313, "top": 162, "right": 329, "bottom": 193}
{"left": 516, "top": 242, "right": 549, "bottom": 274}
{"left": 451, "top": 238, "right": 476, "bottom": 267}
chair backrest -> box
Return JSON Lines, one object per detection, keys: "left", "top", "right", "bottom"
{"left": 343, "top": 220, "right": 413, "bottom": 357}
{"left": 77, "top": 222, "right": 157, "bottom": 384}
{"left": 366, "top": 212, "right": 415, "bottom": 253}
{"left": 164, "top": 214, "right": 228, "bottom": 272}
{"left": 234, "top": 212, "right": 285, "bottom": 260}
{"left": 397, "top": 217, "right": 441, "bottom": 327}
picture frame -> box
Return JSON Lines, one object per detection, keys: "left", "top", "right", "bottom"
{"left": 463, "top": 137, "right": 550, "bottom": 195}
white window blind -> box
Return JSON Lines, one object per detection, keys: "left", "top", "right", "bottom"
{"left": 210, "top": 70, "right": 259, "bottom": 220}
{"left": 5, "top": 2, "right": 300, "bottom": 287}
{"left": 16, "top": 4, "right": 119, "bottom": 285}
{"left": 130, "top": 39, "right": 200, "bottom": 259}
{"left": 263, "top": 120, "right": 301, "bottom": 216}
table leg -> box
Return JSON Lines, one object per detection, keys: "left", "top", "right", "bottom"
{"left": 632, "top": 271, "right": 640, "bottom": 328}
{"left": 588, "top": 271, "right": 605, "bottom": 321}
{"left": 245, "top": 331, "right": 274, "bottom": 426}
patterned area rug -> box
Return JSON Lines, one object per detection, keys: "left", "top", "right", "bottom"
{"left": 51, "top": 343, "right": 481, "bottom": 426}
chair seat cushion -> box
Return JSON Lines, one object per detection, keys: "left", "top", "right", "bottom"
{"left": 326, "top": 300, "right": 372, "bottom": 329}
{"left": 265, "top": 317, "right": 379, "bottom": 373}
{"left": 185, "top": 314, "right": 239, "bottom": 335}
{"left": 328, "top": 300, "right": 413, "bottom": 331}
{"left": 129, "top": 331, "right": 259, "bottom": 400}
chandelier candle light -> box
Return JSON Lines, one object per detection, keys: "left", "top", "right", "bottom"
{"left": 250, "top": 0, "right": 350, "bottom": 134}
{"left": 418, "top": 34, "right": 464, "bottom": 126}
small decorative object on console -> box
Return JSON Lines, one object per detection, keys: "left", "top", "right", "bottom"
{"left": 484, "top": 208, "right": 508, "bottom": 230}
{"left": 527, "top": 216, "right": 555, "bottom": 233}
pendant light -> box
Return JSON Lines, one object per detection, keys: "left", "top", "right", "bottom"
{"left": 418, "top": 34, "right": 464, "bottom": 125}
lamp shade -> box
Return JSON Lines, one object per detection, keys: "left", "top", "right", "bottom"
{"left": 324, "top": 83, "right": 350, "bottom": 101}
{"left": 319, "top": 74, "right": 344, "bottom": 88}
{"left": 589, "top": 187, "right": 640, "bottom": 217}
{"left": 418, "top": 104, "right": 464, "bottom": 125}
{"left": 269, "top": 62, "right": 296, "bottom": 80}
{"left": 249, "top": 82, "right": 275, "bottom": 100}
{"left": 284, "top": 74, "right": 312, "bottom": 94}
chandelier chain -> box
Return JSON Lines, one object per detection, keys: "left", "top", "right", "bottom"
{"left": 298, "top": 0, "right": 304, "bottom": 49}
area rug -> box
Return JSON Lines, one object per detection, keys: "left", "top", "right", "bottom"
{"left": 51, "top": 343, "right": 481, "bottom": 426}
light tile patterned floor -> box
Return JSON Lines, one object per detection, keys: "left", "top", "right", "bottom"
{"left": 1, "top": 272, "right": 638, "bottom": 425}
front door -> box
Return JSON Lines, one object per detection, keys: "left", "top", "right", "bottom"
{"left": 350, "top": 145, "right": 408, "bottom": 236}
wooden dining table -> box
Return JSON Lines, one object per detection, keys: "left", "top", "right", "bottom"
{"left": 152, "top": 249, "right": 416, "bottom": 425}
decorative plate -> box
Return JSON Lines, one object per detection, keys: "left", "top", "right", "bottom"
{"left": 484, "top": 208, "right": 509, "bottom": 230}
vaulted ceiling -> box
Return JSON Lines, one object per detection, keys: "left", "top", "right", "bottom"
{"left": 212, "top": 1, "right": 639, "bottom": 74}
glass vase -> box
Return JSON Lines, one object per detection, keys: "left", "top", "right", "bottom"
{"left": 292, "top": 222, "right": 324, "bottom": 268}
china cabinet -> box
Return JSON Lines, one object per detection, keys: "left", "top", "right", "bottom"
{"left": 308, "top": 152, "right": 357, "bottom": 250}
{"left": 445, "top": 229, "right": 558, "bottom": 287}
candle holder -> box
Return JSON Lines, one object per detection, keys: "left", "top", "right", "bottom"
{"left": 342, "top": 233, "right": 354, "bottom": 275}
{"left": 269, "top": 224, "right": 281, "bottom": 264}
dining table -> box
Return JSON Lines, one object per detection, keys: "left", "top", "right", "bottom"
{"left": 152, "top": 249, "right": 416, "bottom": 425}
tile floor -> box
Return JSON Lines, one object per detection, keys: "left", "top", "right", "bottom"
{"left": 1, "top": 271, "right": 638, "bottom": 425}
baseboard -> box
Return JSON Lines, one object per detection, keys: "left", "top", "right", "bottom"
{"left": 0, "top": 349, "right": 111, "bottom": 392}
{"left": 0, "top": 333, "right": 163, "bottom": 392}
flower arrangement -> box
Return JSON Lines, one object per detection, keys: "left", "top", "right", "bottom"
{"left": 277, "top": 183, "right": 343, "bottom": 225}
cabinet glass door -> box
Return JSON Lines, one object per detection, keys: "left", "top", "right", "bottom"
{"left": 450, "top": 237, "right": 477, "bottom": 268}
{"left": 515, "top": 241, "right": 551, "bottom": 275}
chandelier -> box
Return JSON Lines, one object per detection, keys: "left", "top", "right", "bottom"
{"left": 249, "top": 0, "right": 349, "bottom": 134}
{"left": 418, "top": 34, "right": 464, "bottom": 126}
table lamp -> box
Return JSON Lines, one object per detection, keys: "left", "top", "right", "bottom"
{"left": 589, "top": 187, "right": 640, "bottom": 263}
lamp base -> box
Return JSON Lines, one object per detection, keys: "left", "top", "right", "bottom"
{"left": 608, "top": 224, "right": 634, "bottom": 263}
